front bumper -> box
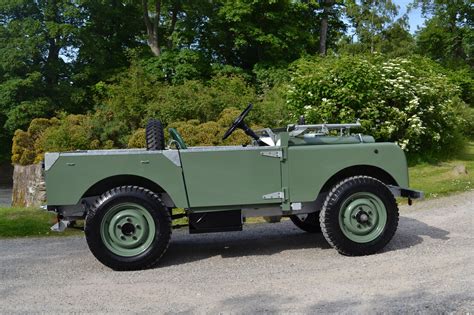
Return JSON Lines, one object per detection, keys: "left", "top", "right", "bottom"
{"left": 387, "top": 185, "right": 424, "bottom": 200}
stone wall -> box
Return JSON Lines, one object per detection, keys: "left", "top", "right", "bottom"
{"left": 12, "top": 164, "right": 46, "bottom": 207}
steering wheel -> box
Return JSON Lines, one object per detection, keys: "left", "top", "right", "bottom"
{"left": 222, "top": 103, "right": 253, "bottom": 140}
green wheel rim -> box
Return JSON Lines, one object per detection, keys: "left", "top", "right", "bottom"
{"left": 100, "top": 203, "right": 156, "bottom": 257}
{"left": 338, "top": 192, "right": 387, "bottom": 243}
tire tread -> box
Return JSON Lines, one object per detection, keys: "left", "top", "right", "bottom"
{"left": 319, "top": 176, "right": 399, "bottom": 256}
{"left": 85, "top": 186, "right": 171, "bottom": 270}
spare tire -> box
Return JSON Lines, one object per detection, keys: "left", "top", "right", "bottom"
{"left": 146, "top": 119, "right": 165, "bottom": 150}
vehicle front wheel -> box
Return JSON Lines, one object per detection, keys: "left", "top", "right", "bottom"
{"left": 319, "top": 176, "right": 399, "bottom": 256}
{"left": 85, "top": 186, "right": 171, "bottom": 270}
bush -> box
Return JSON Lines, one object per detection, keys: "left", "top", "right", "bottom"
{"left": 145, "top": 74, "right": 257, "bottom": 126}
{"left": 11, "top": 61, "right": 291, "bottom": 165}
{"left": 287, "top": 55, "right": 469, "bottom": 160}
{"left": 139, "top": 49, "right": 211, "bottom": 84}
{"left": 38, "top": 114, "right": 95, "bottom": 153}
{"left": 127, "top": 128, "right": 146, "bottom": 148}
{"left": 12, "top": 115, "right": 106, "bottom": 165}
{"left": 91, "top": 63, "right": 262, "bottom": 148}
{"left": 12, "top": 130, "right": 35, "bottom": 165}
{"left": 13, "top": 107, "right": 259, "bottom": 165}
{"left": 128, "top": 108, "right": 252, "bottom": 149}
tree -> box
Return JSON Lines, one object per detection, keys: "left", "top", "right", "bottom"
{"left": 412, "top": 0, "right": 473, "bottom": 67}
{"left": 379, "top": 20, "right": 415, "bottom": 57}
{"left": 0, "top": 0, "right": 82, "bottom": 162}
{"left": 76, "top": 1, "right": 143, "bottom": 83}
{"left": 344, "top": 0, "right": 400, "bottom": 53}
{"left": 195, "top": 0, "right": 346, "bottom": 69}
{"left": 141, "top": 0, "right": 183, "bottom": 56}
{"left": 318, "top": 0, "right": 348, "bottom": 55}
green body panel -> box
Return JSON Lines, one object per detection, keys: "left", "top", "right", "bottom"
{"left": 45, "top": 138, "right": 408, "bottom": 211}
{"left": 45, "top": 150, "right": 189, "bottom": 208}
{"left": 287, "top": 143, "right": 408, "bottom": 202}
{"left": 179, "top": 147, "right": 282, "bottom": 207}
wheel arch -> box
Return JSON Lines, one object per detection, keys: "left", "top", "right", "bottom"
{"left": 317, "top": 165, "right": 398, "bottom": 197}
{"left": 81, "top": 175, "right": 175, "bottom": 207}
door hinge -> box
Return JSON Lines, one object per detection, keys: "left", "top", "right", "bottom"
{"left": 262, "top": 191, "right": 285, "bottom": 200}
{"left": 260, "top": 150, "right": 282, "bottom": 158}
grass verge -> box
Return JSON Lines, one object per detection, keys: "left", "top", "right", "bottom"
{"left": 0, "top": 207, "right": 83, "bottom": 238}
{"left": 409, "top": 142, "right": 473, "bottom": 198}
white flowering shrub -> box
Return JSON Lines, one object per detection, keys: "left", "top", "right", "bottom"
{"left": 287, "top": 55, "right": 468, "bottom": 159}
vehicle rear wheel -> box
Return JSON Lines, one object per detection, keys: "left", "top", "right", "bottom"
{"left": 319, "top": 176, "right": 398, "bottom": 256}
{"left": 290, "top": 213, "right": 321, "bottom": 233}
{"left": 146, "top": 119, "right": 165, "bottom": 150}
{"left": 85, "top": 186, "right": 171, "bottom": 270}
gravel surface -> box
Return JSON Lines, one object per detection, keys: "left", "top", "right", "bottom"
{"left": 1, "top": 191, "right": 473, "bottom": 313}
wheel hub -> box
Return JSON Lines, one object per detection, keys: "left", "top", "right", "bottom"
{"left": 339, "top": 192, "right": 387, "bottom": 243}
{"left": 100, "top": 203, "right": 156, "bottom": 257}
{"left": 355, "top": 210, "right": 370, "bottom": 224}
{"left": 121, "top": 222, "right": 136, "bottom": 236}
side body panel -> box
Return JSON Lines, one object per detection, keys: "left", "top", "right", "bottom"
{"left": 287, "top": 142, "right": 409, "bottom": 202}
{"left": 179, "top": 147, "right": 282, "bottom": 208}
{"left": 45, "top": 150, "right": 188, "bottom": 208}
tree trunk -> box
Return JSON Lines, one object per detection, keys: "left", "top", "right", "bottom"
{"left": 142, "top": 0, "right": 161, "bottom": 56}
{"left": 44, "top": 0, "right": 60, "bottom": 85}
{"left": 148, "top": 37, "right": 161, "bottom": 56}
{"left": 167, "top": 4, "right": 179, "bottom": 49}
{"left": 319, "top": 0, "right": 335, "bottom": 56}
{"left": 45, "top": 37, "right": 60, "bottom": 85}
{"left": 449, "top": 15, "right": 465, "bottom": 62}
{"left": 319, "top": 16, "right": 328, "bottom": 55}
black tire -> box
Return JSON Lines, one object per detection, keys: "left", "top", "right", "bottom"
{"left": 319, "top": 176, "right": 399, "bottom": 256}
{"left": 290, "top": 213, "right": 321, "bottom": 233}
{"left": 85, "top": 186, "right": 171, "bottom": 271}
{"left": 146, "top": 119, "right": 165, "bottom": 150}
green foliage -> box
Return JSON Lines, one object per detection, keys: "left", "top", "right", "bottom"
{"left": 167, "top": 108, "right": 252, "bottom": 147}
{"left": 139, "top": 50, "right": 211, "bottom": 84}
{"left": 92, "top": 59, "right": 261, "bottom": 148}
{"left": 128, "top": 129, "right": 146, "bottom": 149}
{"left": 12, "top": 115, "right": 103, "bottom": 165}
{"left": 287, "top": 55, "right": 469, "bottom": 160}
{"left": 39, "top": 114, "right": 96, "bottom": 154}
{"left": 445, "top": 67, "right": 474, "bottom": 107}
{"left": 12, "top": 130, "right": 35, "bottom": 166}
{"left": 12, "top": 105, "right": 268, "bottom": 165}
{"left": 196, "top": 0, "right": 341, "bottom": 69}
{"left": 0, "top": 0, "right": 85, "bottom": 161}
{"left": 343, "top": 0, "right": 401, "bottom": 53}
{"left": 2, "top": 0, "right": 471, "bottom": 167}
{"left": 378, "top": 23, "right": 416, "bottom": 57}
{"left": 146, "top": 74, "right": 257, "bottom": 125}
{"left": 75, "top": 1, "right": 143, "bottom": 82}
{"left": 413, "top": 0, "right": 473, "bottom": 68}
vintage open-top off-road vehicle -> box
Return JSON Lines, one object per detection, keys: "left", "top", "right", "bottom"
{"left": 44, "top": 104, "right": 423, "bottom": 270}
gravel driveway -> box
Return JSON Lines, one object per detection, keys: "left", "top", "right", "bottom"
{"left": 1, "top": 191, "right": 473, "bottom": 313}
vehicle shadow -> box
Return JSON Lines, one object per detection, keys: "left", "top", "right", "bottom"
{"left": 160, "top": 221, "right": 331, "bottom": 267}
{"left": 159, "top": 216, "right": 450, "bottom": 267}
{"left": 383, "top": 216, "right": 450, "bottom": 253}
